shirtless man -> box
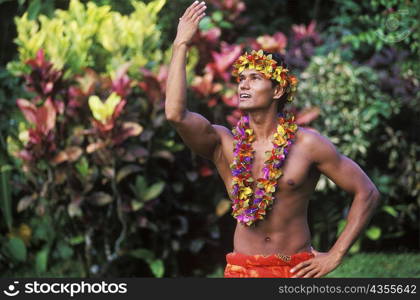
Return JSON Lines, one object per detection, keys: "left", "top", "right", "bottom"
{"left": 165, "top": 1, "right": 381, "bottom": 278}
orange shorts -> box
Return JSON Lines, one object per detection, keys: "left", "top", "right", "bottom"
{"left": 224, "top": 251, "right": 314, "bottom": 278}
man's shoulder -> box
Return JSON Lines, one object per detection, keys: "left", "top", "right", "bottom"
{"left": 212, "top": 124, "right": 233, "bottom": 139}
{"left": 296, "top": 126, "right": 339, "bottom": 163}
{"left": 296, "top": 126, "right": 322, "bottom": 146}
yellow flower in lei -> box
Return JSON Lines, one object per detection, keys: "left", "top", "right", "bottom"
{"left": 239, "top": 187, "right": 253, "bottom": 200}
{"left": 232, "top": 49, "right": 298, "bottom": 102}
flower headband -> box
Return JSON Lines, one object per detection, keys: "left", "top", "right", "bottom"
{"left": 232, "top": 49, "right": 298, "bottom": 102}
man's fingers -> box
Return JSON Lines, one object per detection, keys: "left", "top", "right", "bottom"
{"left": 184, "top": 1, "right": 200, "bottom": 18}
{"left": 290, "top": 260, "right": 311, "bottom": 273}
{"left": 303, "top": 269, "right": 319, "bottom": 278}
{"left": 294, "top": 265, "right": 315, "bottom": 278}
{"left": 291, "top": 261, "right": 315, "bottom": 278}
{"left": 192, "top": 8, "right": 206, "bottom": 23}
{"left": 186, "top": 1, "right": 205, "bottom": 19}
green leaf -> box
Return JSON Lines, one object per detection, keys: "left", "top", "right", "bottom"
{"left": 116, "top": 165, "right": 142, "bottom": 183}
{"left": 56, "top": 241, "right": 73, "bottom": 259}
{"left": 28, "top": 0, "right": 42, "bottom": 20}
{"left": 150, "top": 259, "right": 164, "bottom": 278}
{"left": 336, "top": 219, "right": 346, "bottom": 236}
{"left": 75, "top": 156, "right": 89, "bottom": 177}
{"left": 89, "top": 192, "right": 113, "bottom": 206}
{"left": 199, "top": 16, "right": 214, "bottom": 31}
{"left": 131, "top": 200, "right": 144, "bottom": 211}
{"left": 219, "top": 21, "right": 233, "bottom": 29}
{"left": 349, "top": 238, "right": 361, "bottom": 254}
{"left": 382, "top": 205, "right": 398, "bottom": 217}
{"left": 143, "top": 182, "right": 165, "bottom": 201}
{"left": 5, "top": 237, "right": 27, "bottom": 262}
{"left": 35, "top": 247, "right": 49, "bottom": 273}
{"left": 366, "top": 226, "right": 381, "bottom": 240}
{"left": 33, "top": 218, "right": 55, "bottom": 242}
{"left": 68, "top": 235, "right": 84, "bottom": 245}
{"left": 133, "top": 176, "right": 147, "bottom": 199}
{"left": 212, "top": 11, "right": 223, "bottom": 22}
{"left": 0, "top": 162, "right": 12, "bottom": 230}
{"left": 129, "top": 248, "right": 155, "bottom": 261}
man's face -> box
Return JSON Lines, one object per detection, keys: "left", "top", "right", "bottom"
{"left": 237, "top": 69, "right": 278, "bottom": 111}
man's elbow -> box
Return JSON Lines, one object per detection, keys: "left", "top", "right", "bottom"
{"left": 368, "top": 187, "right": 381, "bottom": 209}
{"left": 165, "top": 111, "right": 182, "bottom": 123}
{"left": 165, "top": 107, "right": 186, "bottom": 124}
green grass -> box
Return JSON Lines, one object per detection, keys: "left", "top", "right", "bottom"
{"left": 326, "top": 252, "right": 420, "bottom": 278}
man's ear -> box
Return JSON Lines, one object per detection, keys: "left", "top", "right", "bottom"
{"left": 273, "top": 84, "right": 284, "bottom": 99}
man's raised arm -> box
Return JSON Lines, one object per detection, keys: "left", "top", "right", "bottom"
{"left": 165, "top": 1, "right": 223, "bottom": 161}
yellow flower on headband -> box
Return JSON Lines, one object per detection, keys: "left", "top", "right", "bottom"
{"left": 232, "top": 50, "right": 298, "bottom": 102}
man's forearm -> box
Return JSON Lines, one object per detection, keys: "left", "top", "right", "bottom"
{"left": 165, "top": 42, "right": 189, "bottom": 122}
{"left": 329, "top": 188, "right": 381, "bottom": 258}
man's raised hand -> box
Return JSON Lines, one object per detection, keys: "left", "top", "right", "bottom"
{"left": 174, "top": 1, "right": 207, "bottom": 46}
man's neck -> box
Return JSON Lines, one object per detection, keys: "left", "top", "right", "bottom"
{"left": 247, "top": 109, "right": 281, "bottom": 142}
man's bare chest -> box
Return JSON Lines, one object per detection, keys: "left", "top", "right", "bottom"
{"left": 216, "top": 135, "right": 318, "bottom": 194}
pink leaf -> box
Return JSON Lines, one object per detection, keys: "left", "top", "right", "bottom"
{"left": 16, "top": 98, "right": 37, "bottom": 124}
{"left": 296, "top": 107, "right": 320, "bottom": 125}
{"left": 37, "top": 98, "right": 56, "bottom": 135}
{"left": 210, "top": 42, "right": 243, "bottom": 81}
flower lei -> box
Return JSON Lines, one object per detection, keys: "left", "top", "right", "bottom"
{"left": 231, "top": 49, "right": 298, "bottom": 102}
{"left": 230, "top": 112, "right": 298, "bottom": 226}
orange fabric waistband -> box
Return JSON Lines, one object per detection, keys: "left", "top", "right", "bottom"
{"left": 226, "top": 251, "right": 314, "bottom": 267}
{"left": 224, "top": 251, "right": 315, "bottom": 278}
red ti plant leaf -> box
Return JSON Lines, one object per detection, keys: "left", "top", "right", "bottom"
{"left": 138, "top": 66, "right": 168, "bottom": 104}
{"left": 67, "top": 69, "right": 99, "bottom": 117}
{"left": 191, "top": 72, "right": 222, "bottom": 97}
{"left": 15, "top": 97, "right": 57, "bottom": 162}
{"left": 207, "top": 97, "right": 218, "bottom": 107}
{"left": 207, "top": 0, "right": 246, "bottom": 21}
{"left": 192, "top": 27, "right": 221, "bottom": 68}
{"left": 86, "top": 140, "right": 108, "bottom": 154}
{"left": 199, "top": 164, "right": 213, "bottom": 177}
{"left": 208, "top": 42, "right": 243, "bottom": 82}
{"left": 112, "top": 63, "right": 132, "bottom": 99}
{"left": 16, "top": 149, "right": 33, "bottom": 162}
{"left": 16, "top": 97, "right": 57, "bottom": 136}
{"left": 292, "top": 21, "right": 321, "bottom": 44}
{"left": 256, "top": 32, "right": 288, "bottom": 54}
{"left": 245, "top": 37, "right": 262, "bottom": 51}
{"left": 112, "top": 122, "right": 144, "bottom": 145}
{"left": 24, "top": 49, "right": 64, "bottom": 99}
{"left": 36, "top": 97, "right": 56, "bottom": 136}
{"left": 295, "top": 107, "right": 321, "bottom": 125}
{"left": 221, "top": 86, "right": 238, "bottom": 107}
{"left": 16, "top": 98, "right": 37, "bottom": 124}
{"left": 51, "top": 146, "right": 83, "bottom": 165}
{"left": 226, "top": 108, "right": 242, "bottom": 126}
